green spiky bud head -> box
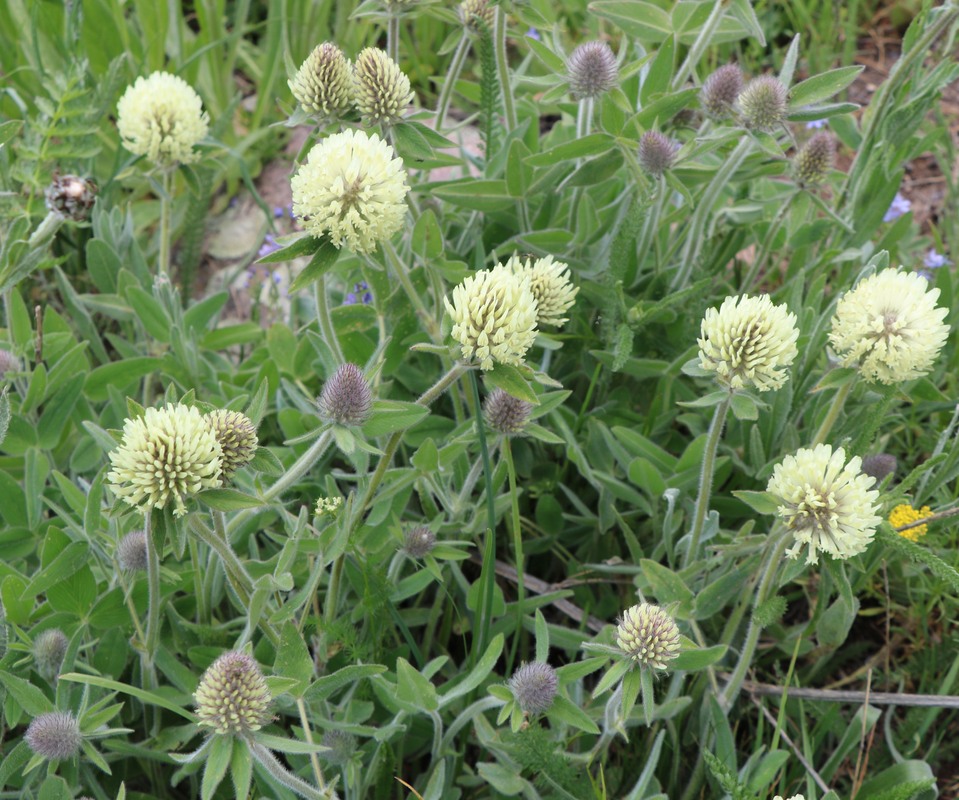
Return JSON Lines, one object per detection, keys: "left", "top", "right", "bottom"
{"left": 738, "top": 76, "right": 788, "bottom": 132}
{"left": 33, "top": 628, "right": 68, "bottom": 681}
{"left": 483, "top": 389, "right": 533, "bottom": 435}
{"left": 700, "top": 64, "right": 743, "bottom": 119}
{"left": 195, "top": 651, "right": 273, "bottom": 736}
{"left": 793, "top": 132, "right": 835, "bottom": 187}
{"left": 459, "top": 0, "right": 494, "bottom": 34}
{"left": 353, "top": 48, "right": 414, "bottom": 126}
{"left": 289, "top": 43, "right": 354, "bottom": 119}
{"left": 639, "top": 131, "right": 679, "bottom": 177}
{"left": 567, "top": 41, "right": 618, "bottom": 100}
{"left": 616, "top": 603, "right": 681, "bottom": 669}
{"left": 205, "top": 409, "right": 258, "bottom": 479}
{"left": 317, "top": 363, "right": 373, "bottom": 427}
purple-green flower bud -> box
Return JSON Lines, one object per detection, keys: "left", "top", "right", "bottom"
{"left": 861, "top": 453, "right": 897, "bottom": 483}
{"left": 317, "top": 363, "right": 374, "bottom": 427}
{"left": 639, "top": 131, "right": 679, "bottom": 177}
{"left": 117, "top": 530, "right": 149, "bottom": 572}
{"left": 25, "top": 711, "right": 82, "bottom": 760}
{"left": 700, "top": 64, "right": 743, "bottom": 119}
{"left": 0, "top": 349, "right": 19, "bottom": 378}
{"left": 567, "top": 41, "right": 618, "bottom": 100}
{"left": 401, "top": 526, "right": 436, "bottom": 558}
{"left": 33, "top": 628, "right": 68, "bottom": 681}
{"left": 793, "top": 132, "right": 835, "bottom": 187}
{"left": 483, "top": 389, "right": 533, "bottom": 435}
{"left": 738, "top": 76, "right": 788, "bottom": 132}
{"left": 320, "top": 729, "right": 357, "bottom": 765}
{"left": 509, "top": 662, "right": 558, "bottom": 714}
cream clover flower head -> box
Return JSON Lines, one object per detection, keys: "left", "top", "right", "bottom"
{"left": 289, "top": 42, "right": 354, "bottom": 119}
{"left": 353, "top": 47, "right": 414, "bottom": 125}
{"left": 505, "top": 254, "right": 579, "bottom": 327}
{"left": 767, "top": 444, "right": 881, "bottom": 565}
{"left": 698, "top": 294, "right": 799, "bottom": 392}
{"left": 107, "top": 403, "right": 222, "bottom": 517}
{"left": 116, "top": 71, "right": 209, "bottom": 166}
{"left": 616, "top": 603, "right": 681, "bottom": 669}
{"left": 291, "top": 129, "right": 409, "bottom": 254}
{"left": 444, "top": 266, "right": 538, "bottom": 370}
{"left": 195, "top": 651, "right": 272, "bottom": 736}
{"left": 828, "top": 268, "right": 950, "bottom": 385}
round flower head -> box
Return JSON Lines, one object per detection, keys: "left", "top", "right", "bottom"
{"left": 861, "top": 453, "right": 897, "bottom": 483}
{"left": 205, "top": 409, "right": 258, "bottom": 479}
{"left": 320, "top": 730, "right": 357, "bottom": 765}
{"left": 290, "top": 43, "right": 354, "bottom": 119}
{"left": 506, "top": 254, "right": 579, "bottom": 327}
{"left": 25, "top": 712, "right": 82, "bottom": 760}
{"left": 116, "top": 71, "right": 209, "bottom": 166}
{"left": 195, "top": 651, "right": 272, "bottom": 736}
{"left": 353, "top": 48, "right": 414, "bottom": 126}
{"left": 738, "top": 76, "right": 788, "bottom": 132}
{"left": 444, "top": 266, "right": 538, "bottom": 371}
{"left": 459, "top": 0, "right": 494, "bottom": 34}
{"left": 794, "top": 132, "right": 835, "bottom": 188}
{"left": 291, "top": 129, "right": 409, "bottom": 254}
{"left": 33, "top": 629, "right": 68, "bottom": 681}
{"left": 509, "top": 662, "right": 558, "bottom": 714}
{"left": 698, "top": 294, "right": 799, "bottom": 392}
{"left": 567, "top": 41, "right": 618, "bottom": 99}
{"left": 701, "top": 64, "right": 743, "bottom": 119}
{"left": 484, "top": 389, "right": 533, "bottom": 435}
{"left": 317, "top": 363, "right": 374, "bottom": 427}
{"left": 616, "top": 603, "right": 681, "bottom": 669}
{"left": 767, "top": 444, "right": 882, "bottom": 565}
{"left": 402, "top": 526, "right": 436, "bottom": 558}
{"left": 828, "top": 268, "right": 950, "bottom": 385}
{"left": 117, "top": 530, "right": 149, "bottom": 572}
{"left": 889, "top": 503, "right": 933, "bottom": 542}
{"left": 107, "top": 403, "right": 223, "bottom": 517}
{"left": 45, "top": 174, "right": 97, "bottom": 221}
{"left": 0, "top": 349, "right": 18, "bottom": 377}
{"left": 639, "top": 131, "right": 679, "bottom": 177}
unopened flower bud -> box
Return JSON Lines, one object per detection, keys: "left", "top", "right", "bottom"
{"left": 402, "top": 526, "right": 436, "bottom": 558}
{"left": 117, "top": 530, "right": 149, "bottom": 572}
{"left": 861, "top": 453, "right": 897, "bottom": 483}
{"left": 25, "top": 712, "right": 82, "bottom": 760}
{"left": 45, "top": 175, "right": 97, "bottom": 222}
{"left": 206, "top": 409, "right": 258, "bottom": 479}
{"left": 289, "top": 43, "right": 354, "bottom": 119}
{"left": 567, "top": 41, "right": 618, "bottom": 100}
{"left": 794, "top": 132, "right": 835, "bottom": 187}
{"left": 459, "top": 0, "right": 494, "bottom": 34}
{"left": 616, "top": 603, "right": 681, "bottom": 669}
{"left": 317, "top": 363, "right": 373, "bottom": 427}
{"left": 700, "top": 64, "right": 743, "bottom": 119}
{"left": 33, "top": 629, "right": 68, "bottom": 681}
{"left": 195, "top": 651, "right": 273, "bottom": 736}
{"left": 0, "top": 349, "right": 18, "bottom": 378}
{"left": 738, "top": 76, "right": 788, "bottom": 132}
{"left": 353, "top": 48, "right": 414, "bottom": 126}
{"left": 509, "top": 661, "right": 558, "bottom": 714}
{"left": 484, "top": 389, "right": 533, "bottom": 435}
{"left": 639, "top": 131, "right": 679, "bottom": 177}
{"left": 320, "top": 729, "right": 357, "bottom": 765}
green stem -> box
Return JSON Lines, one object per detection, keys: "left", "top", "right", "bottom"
{"left": 567, "top": 96, "right": 595, "bottom": 228}
{"left": 323, "top": 363, "right": 470, "bottom": 627}
{"left": 719, "top": 532, "right": 790, "bottom": 710}
{"left": 493, "top": 6, "right": 517, "bottom": 131}
{"left": 158, "top": 169, "right": 173, "bottom": 279}
{"left": 380, "top": 240, "right": 441, "bottom": 342}
{"left": 227, "top": 430, "right": 334, "bottom": 537}
{"left": 296, "top": 698, "right": 330, "bottom": 794}
{"left": 503, "top": 437, "right": 524, "bottom": 673}
{"left": 812, "top": 377, "right": 855, "bottom": 445}
{"left": 188, "top": 537, "right": 208, "bottom": 624}
{"left": 470, "top": 370, "right": 497, "bottom": 664}
{"left": 27, "top": 211, "right": 64, "bottom": 249}
{"left": 144, "top": 511, "right": 161, "bottom": 667}
{"left": 387, "top": 11, "right": 400, "bottom": 64}
{"left": 742, "top": 191, "right": 797, "bottom": 290}
{"left": 436, "top": 34, "right": 471, "bottom": 130}
{"left": 685, "top": 396, "right": 730, "bottom": 566}
{"left": 672, "top": 0, "right": 730, "bottom": 91}
{"left": 314, "top": 277, "right": 344, "bottom": 364}
{"left": 249, "top": 741, "right": 336, "bottom": 800}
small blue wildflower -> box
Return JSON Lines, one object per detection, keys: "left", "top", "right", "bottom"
{"left": 924, "top": 249, "right": 950, "bottom": 270}
{"left": 257, "top": 233, "right": 280, "bottom": 259}
{"left": 883, "top": 193, "right": 911, "bottom": 223}
{"left": 343, "top": 292, "right": 357, "bottom": 305}
{"left": 239, "top": 268, "right": 255, "bottom": 290}
{"left": 917, "top": 270, "right": 934, "bottom": 282}
{"left": 273, "top": 206, "right": 286, "bottom": 218}
{"left": 272, "top": 271, "right": 283, "bottom": 285}
{"left": 343, "top": 281, "right": 372, "bottom": 305}
{"left": 526, "top": 27, "right": 540, "bottom": 41}
{"left": 805, "top": 119, "right": 827, "bottom": 129}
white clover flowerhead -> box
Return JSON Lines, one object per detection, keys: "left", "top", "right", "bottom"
{"left": 828, "top": 268, "right": 950, "bottom": 385}
{"left": 616, "top": 603, "right": 681, "bottom": 669}
{"left": 505, "top": 254, "right": 579, "bottom": 327}
{"left": 291, "top": 129, "right": 409, "bottom": 254}
{"left": 289, "top": 42, "right": 354, "bottom": 119}
{"left": 116, "top": 71, "right": 209, "bottom": 166}
{"left": 353, "top": 47, "right": 414, "bottom": 126}
{"left": 107, "top": 403, "right": 222, "bottom": 517}
{"left": 767, "top": 444, "right": 882, "bottom": 565}
{"left": 698, "top": 294, "right": 799, "bottom": 392}
{"left": 444, "top": 266, "right": 538, "bottom": 370}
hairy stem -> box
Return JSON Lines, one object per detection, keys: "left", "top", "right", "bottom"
{"left": 493, "top": 5, "right": 517, "bottom": 131}
{"left": 314, "top": 277, "right": 344, "bottom": 364}
{"left": 812, "top": 377, "right": 855, "bottom": 445}
{"left": 158, "top": 169, "right": 173, "bottom": 279}
{"left": 249, "top": 741, "right": 336, "bottom": 800}
{"left": 436, "top": 34, "right": 471, "bottom": 130}
{"left": 685, "top": 395, "right": 730, "bottom": 566}
{"left": 144, "top": 511, "right": 161, "bottom": 667}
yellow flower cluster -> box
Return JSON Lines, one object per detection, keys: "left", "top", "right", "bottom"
{"left": 889, "top": 503, "right": 933, "bottom": 542}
